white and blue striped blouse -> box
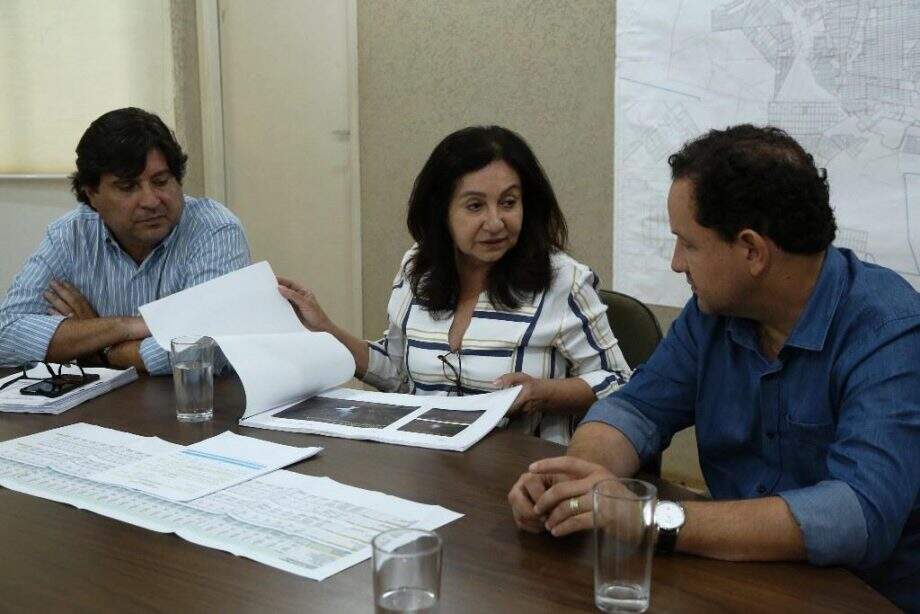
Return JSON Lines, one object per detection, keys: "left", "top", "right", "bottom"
{"left": 0, "top": 197, "right": 250, "bottom": 374}
{"left": 362, "top": 248, "right": 631, "bottom": 444}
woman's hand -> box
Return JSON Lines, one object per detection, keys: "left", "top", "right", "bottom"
{"left": 277, "top": 277, "right": 335, "bottom": 332}
{"left": 494, "top": 372, "right": 550, "bottom": 416}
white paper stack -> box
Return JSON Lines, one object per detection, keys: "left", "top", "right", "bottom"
{"left": 0, "top": 365, "right": 138, "bottom": 414}
{"left": 0, "top": 424, "right": 461, "bottom": 581}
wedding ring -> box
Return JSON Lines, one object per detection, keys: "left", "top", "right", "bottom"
{"left": 569, "top": 496, "right": 580, "bottom": 514}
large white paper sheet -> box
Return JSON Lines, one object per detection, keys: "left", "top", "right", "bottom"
{"left": 614, "top": 0, "right": 920, "bottom": 307}
{"left": 216, "top": 331, "right": 355, "bottom": 417}
{"left": 139, "top": 261, "right": 356, "bottom": 418}
{"left": 139, "top": 261, "right": 304, "bottom": 348}
{"left": 0, "top": 425, "right": 461, "bottom": 581}
{"left": 241, "top": 386, "right": 522, "bottom": 452}
{"left": 91, "top": 431, "right": 321, "bottom": 501}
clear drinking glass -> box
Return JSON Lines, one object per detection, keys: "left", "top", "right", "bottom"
{"left": 372, "top": 528, "right": 442, "bottom": 613}
{"left": 170, "top": 336, "right": 215, "bottom": 422}
{"left": 593, "top": 478, "right": 657, "bottom": 613}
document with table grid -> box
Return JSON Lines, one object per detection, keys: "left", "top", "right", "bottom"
{"left": 0, "top": 424, "right": 461, "bottom": 580}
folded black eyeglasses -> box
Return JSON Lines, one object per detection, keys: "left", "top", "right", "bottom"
{"left": 0, "top": 362, "right": 100, "bottom": 398}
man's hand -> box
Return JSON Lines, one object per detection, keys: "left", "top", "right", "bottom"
{"left": 528, "top": 456, "right": 615, "bottom": 537}
{"left": 508, "top": 471, "right": 562, "bottom": 533}
{"left": 494, "top": 372, "right": 548, "bottom": 416}
{"left": 44, "top": 280, "right": 98, "bottom": 319}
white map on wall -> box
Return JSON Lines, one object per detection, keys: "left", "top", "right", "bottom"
{"left": 614, "top": 0, "right": 920, "bottom": 307}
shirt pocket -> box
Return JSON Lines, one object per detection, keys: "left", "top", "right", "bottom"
{"left": 784, "top": 416, "right": 836, "bottom": 478}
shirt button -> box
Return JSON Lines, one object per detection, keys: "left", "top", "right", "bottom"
{"left": 756, "top": 485, "right": 767, "bottom": 494}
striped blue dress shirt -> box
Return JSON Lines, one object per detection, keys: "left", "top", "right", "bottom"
{"left": 0, "top": 197, "right": 250, "bottom": 374}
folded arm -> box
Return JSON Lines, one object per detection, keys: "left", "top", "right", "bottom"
{"left": 46, "top": 317, "right": 149, "bottom": 368}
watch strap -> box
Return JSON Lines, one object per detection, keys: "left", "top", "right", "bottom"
{"left": 656, "top": 525, "right": 680, "bottom": 555}
{"left": 99, "top": 345, "right": 112, "bottom": 368}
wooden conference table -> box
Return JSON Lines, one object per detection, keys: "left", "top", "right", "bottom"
{"left": 0, "top": 373, "right": 894, "bottom": 613}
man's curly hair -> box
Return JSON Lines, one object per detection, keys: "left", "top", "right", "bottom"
{"left": 668, "top": 124, "right": 836, "bottom": 254}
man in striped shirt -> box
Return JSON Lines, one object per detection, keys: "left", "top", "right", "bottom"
{"left": 0, "top": 108, "right": 250, "bottom": 374}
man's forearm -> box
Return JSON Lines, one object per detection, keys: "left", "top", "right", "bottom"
{"left": 105, "top": 340, "right": 147, "bottom": 373}
{"left": 677, "top": 497, "right": 806, "bottom": 562}
{"left": 567, "top": 421, "right": 641, "bottom": 477}
{"left": 46, "top": 317, "right": 147, "bottom": 363}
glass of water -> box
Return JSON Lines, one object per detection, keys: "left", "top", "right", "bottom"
{"left": 593, "top": 478, "right": 657, "bottom": 613}
{"left": 170, "top": 336, "right": 215, "bottom": 422}
{"left": 372, "top": 528, "right": 442, "bottom": 613}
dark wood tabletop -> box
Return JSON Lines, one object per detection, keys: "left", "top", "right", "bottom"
{"left": 0, "top": 372, "right": 895, "bottom": 613}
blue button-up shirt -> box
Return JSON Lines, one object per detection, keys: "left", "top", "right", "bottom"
{"left": 0, "top": 197, "right": 250, "bottom": 374}
{"left": 583, "top": 247, "right": 920, "bottom": 610}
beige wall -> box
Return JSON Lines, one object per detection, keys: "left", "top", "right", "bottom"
{"left": 357, "top": 0, "right": 615, "bottom": 340}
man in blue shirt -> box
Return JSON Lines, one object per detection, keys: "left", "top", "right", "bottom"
{"left": 507, "top": 125, "right": 919, "bottom": 610}
{"left": 0, "top": 108, "right": 250, "bottom": 374}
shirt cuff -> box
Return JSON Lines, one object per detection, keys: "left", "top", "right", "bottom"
{"left": 778, "top": 479, "right": 868, "bottom": 566}
{"left": 578, "top": 371, "right": 629, "bottom": 398}
{"left": 139, "top": 337, "right": 171, "bottom": 375}
{"left": 581, "top": 396, "right": 661, "bottom": 464}
{"left": 0, "top": 314, "right": 67, "bottom": 365}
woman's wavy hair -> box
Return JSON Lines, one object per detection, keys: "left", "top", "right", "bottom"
{"left": 405, "top": 126, "right": 568, "bottom": 314}
{"left": 668, "top": 124, "right": 835, "bottom": 253}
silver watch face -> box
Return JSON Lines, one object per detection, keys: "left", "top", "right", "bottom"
{"left": 655, "top": 501, "right": 685, "bottom": 530}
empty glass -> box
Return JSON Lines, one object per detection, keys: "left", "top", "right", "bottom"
{"left": 593, "top": 478, "right": 657, "bottom": 612}
{"left": 372, "top": 528, "right": 442, "bottom": 613}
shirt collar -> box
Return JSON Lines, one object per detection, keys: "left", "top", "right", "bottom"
{"left": 782, "top": 247, "right": 847, "bottom": 351}
{"left": 726, "top": 247, "right": 847, "bottom": 354}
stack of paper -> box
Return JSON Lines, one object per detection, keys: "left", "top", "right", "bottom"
{"left": 242, "top": 386, "right": 522, "bottom": 452}
{"left": 0, "top": 365, "right": 138, "bottom": 414}
{"left": 0, "top": 423, "right": 461, "bottom": 580}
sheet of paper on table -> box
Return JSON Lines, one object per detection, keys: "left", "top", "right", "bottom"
{"left": 140, "top": 262, "right": 521, "bottom": 451}
{"left": 0, "top": 424, "right": 461, "bottom": 581}
{"left": 90, "top": 430, "right": 321, "bottom": 501}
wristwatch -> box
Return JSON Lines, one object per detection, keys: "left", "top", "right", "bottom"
{"left": 99, "top": 345, "right": 113, "bottom": 368}
{"left": 654, "top": 500, "right": 685, "bottom": 554}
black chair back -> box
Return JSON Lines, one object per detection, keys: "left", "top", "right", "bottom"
{"left": 597, "top": 289, "right": 663, "bottom": 368}
{"left": 597, "top": 289, "right": 664, "bottom": 476}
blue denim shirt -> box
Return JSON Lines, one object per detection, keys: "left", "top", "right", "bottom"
{"left": 583, "top": 248, "right": 920, "bottom": 610}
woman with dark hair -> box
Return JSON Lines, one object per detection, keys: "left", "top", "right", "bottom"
{"left": 280, "top": 126, "right": 629, "bottom": 443}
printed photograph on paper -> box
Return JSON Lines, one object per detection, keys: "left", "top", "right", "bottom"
{"left": 275, "top": 396, "right": 419, "bottom": 429}
{"left": 397, "top": 408, "right": 486, "bottom": 437}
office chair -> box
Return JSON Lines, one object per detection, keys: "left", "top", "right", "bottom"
{"left": 597, "top": 289, "right": 664, "bottom": 477}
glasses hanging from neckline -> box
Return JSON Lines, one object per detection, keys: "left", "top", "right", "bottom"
{"left": 437, "top": 350, "right": 464, "bottom": 397}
